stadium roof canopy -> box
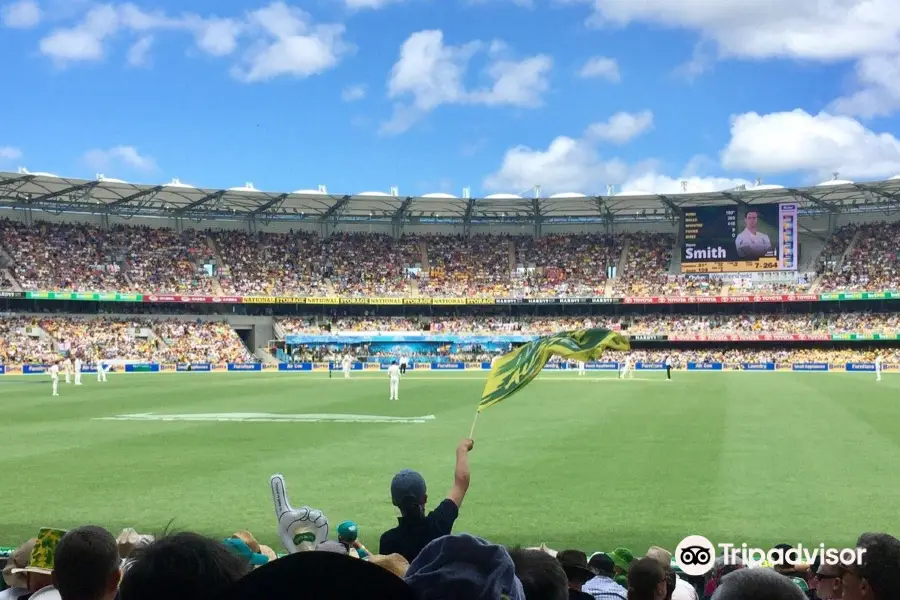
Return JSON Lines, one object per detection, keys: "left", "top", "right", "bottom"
{"left": 2, "top": 170, "right": 900, "bottom": 224}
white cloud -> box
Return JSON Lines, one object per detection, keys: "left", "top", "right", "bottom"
{"left": 39, "top": 4, "right": 119, "bottom": 62}
{"left": 578, "top": 56, "right": 620, "bottom": 81}
{"left": 231, "top": 3, "right": 349, "bottom": 82}
{"left": 720, "top": 109, "right": 900, "bottom": 180}
{"left": 621, "top": 172, "right": 751, "bottom": 194}
{"left": 127, "top": 35, "right": 153, "bottom": 67}
{"left": 585, "top": 110, "right": 653, "bottom": 144}
{"left": 565, "top": 0, "right": 900, "bottom": 115}
{"left": 82, "top": 146, "right": 157, "bottom": 173}
{"left": 341, "top": 83, "right": 366, "bottom": 101}
{"left": 830, "top": 54, "right": 900, "bottom": 118}
{"left": 382, "top": 29, "right": 552, "bottom": 134}
{"left": 35, "top": 2, "right": 345, "bottom": 80}
{"left": 1, "top": 0, "right": 40, "bottom": 28}
{"left": 0, "top": 146, "right": 23, "bottom": 161}
{"left": 193, "top": 18, "right": 241, "bottom": 56}
{"left": 566, "top": 0, "right": 900, "bottom": 61}
{"left": 484, "top": 135, "right": 628, "bottom": 193}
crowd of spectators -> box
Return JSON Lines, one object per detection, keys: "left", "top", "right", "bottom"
{"left": 278, "top": 313, "right": 900, "bottom": 336}
{"left": 0, "top": 220, "right": 215, "bottom": 294}
{"left": 213, "top": 231, "right": 327, "bottom": 297}
{"left": 515, "top": 234, "right": 623, "bottom": 297}
{"left": 39, "top": 317, "right": 161, "bottom": 361}
{"left": 613, "top": 233, "right": 675, "bottom": 296}
{"left": 420, "top": 234, "right": 517, "bottom": 297}
{"left": 0, "top": 315, "right": 49, "bottom": 363}
{"left": 3, "top": 447, "right": 898, "bottom": 600}
{"left": 155, "top": 320, "right": 255, "bottom": 364}
{"left": 818, "top": 222, "right": 900, "bottom": 292}
{"left": 5, "top": 219, "right": 900, "bottom": 297}
{"left": 0, "top": 316, "right": 255, "bottom": 364}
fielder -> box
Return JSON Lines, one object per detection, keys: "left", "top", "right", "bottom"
{"left": 388, "top": 360, "right": 401, "bottom": 401}
{"left": 74, "top": 355, "right": 83, "bottom": 385}
{"left": 577, "top": 360, "right": 586, "bottom": 376}
{"left": 875, "top": 354, "right": 883, "bottom": 382}
{"left": 63, "top": 356, "right": 73, "bottom": 384}
{"left": 49, "top": 362, "right": 60, "bottom": 397}
{"left": 96, "top": 355, "right": 108, "bottom": 383}
{"left": 619, "top": 355, "right": 633, "bottom": 379}
{"left": 342, "top": 353, "right": 353, "bottom": 379}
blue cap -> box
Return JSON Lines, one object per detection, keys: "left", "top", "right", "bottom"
{"left": 391, "top": 469, "right": 427, "bottom": 506}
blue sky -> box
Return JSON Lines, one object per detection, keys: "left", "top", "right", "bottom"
{"left": 2, "top": 0, "right": 900, "bottom": 196}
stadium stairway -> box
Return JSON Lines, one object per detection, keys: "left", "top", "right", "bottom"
{"left": 205, "top": 235, "right": 228, "bottom": 295}
{"left": 256, "top": 347, "right": 279, "bottom": 364}
{"left": 1, "top": 268, "right": 22, "bottom": 291}
{"left": 808, "top": 227, "right": 863, "bottom": 292}
{"left": 419, "top": 239, "right": 430, "bottom": 271}
{"left": 605, "top": 236, "right": 631, "bottom": 294}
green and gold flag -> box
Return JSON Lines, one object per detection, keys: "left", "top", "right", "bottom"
{"left": 479, "top": 328, "right": 630, "bottom": 412}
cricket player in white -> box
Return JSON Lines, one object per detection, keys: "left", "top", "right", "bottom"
{"left": 875, "top": 354, "right": 883, "bottom": 381}
{"left": 619, "top": 355, "right": 633, "bottom": 379}
{"left": 388, "top": 360, "right": 401, "bottom": 400}
{"left": 342, "top": 353, "right": 353, "bottom": 379}
{"left": 96, "top": 356, "right": 108, "bottom": 383}
{"left": 49, "top": 362, "right": 60, "bottom": 396}
{"left": 63, "top": 357, "right": 72, "bottom": 384}
{"left": 74, "top": 356, "right": 83, "bottom": 385}
{"left": 735, "top": 210, "right": 773, "bottom": 259}
{"left": 577, "top": 361, "right": 586, "bottom": 376}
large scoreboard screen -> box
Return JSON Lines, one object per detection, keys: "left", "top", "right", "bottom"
{"left": 681, "top": 204, "right": 798, "bottom": 273}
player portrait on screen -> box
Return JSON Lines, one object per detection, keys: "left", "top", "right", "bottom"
{"left": 735, "top": 210, "right": 773, "bottom": 259}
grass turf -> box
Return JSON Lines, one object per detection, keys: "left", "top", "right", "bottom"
{"left": 2, "top": 371, "right": 899, "bottom": 555}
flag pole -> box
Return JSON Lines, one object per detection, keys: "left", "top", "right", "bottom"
{"left": 468, "top": 410, "right": 479, "bottom": 439}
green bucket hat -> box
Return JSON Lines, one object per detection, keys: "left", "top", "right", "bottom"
{"left": 610, "top": 548, "right": 634, "bottom": 572}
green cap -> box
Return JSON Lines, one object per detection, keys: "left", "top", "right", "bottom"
{"left": 337, "top": 521, "right": 358, "bottom": 542}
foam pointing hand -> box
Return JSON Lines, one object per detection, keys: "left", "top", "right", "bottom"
{"left": 270, "top": 473, "right": 329, "bottom": 553}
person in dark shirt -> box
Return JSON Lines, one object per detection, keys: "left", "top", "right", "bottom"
{"left": 379, "top": 438, "right": 474, "bottom": 562}
{"left": 557, "top": 550, "right": 598, "bottom": 600}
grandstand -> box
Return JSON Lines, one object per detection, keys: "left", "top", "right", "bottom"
{"left": 3, "top": 170, "right": 900, "bottom": 599}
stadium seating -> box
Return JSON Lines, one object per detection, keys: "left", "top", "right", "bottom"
{"left": 6, "top": 218, "right": 900, "bottom": 297}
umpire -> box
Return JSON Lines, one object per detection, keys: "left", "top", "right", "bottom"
{"left": 665, "top": 355, "right": 672, "bottom": 380}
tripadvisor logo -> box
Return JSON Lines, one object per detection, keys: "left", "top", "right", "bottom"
{"left": 674, "top": 535, "right": 866, "bottom": 576}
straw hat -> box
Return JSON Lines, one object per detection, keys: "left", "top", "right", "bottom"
{"left": 368, "top": 553, "right": 409, "bottom": 578}
{"left": 2, "top": 538, "right": 37, "bottom": 589}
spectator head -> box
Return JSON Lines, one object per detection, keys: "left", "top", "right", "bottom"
{"left": 627, "top": 557, "right": 667, "bottom": 600}
{"left": 119, "top": 532, "right": 250, "bottom": 600}
{"left": 404, "top": 534, "right": 524, "bottom": 600}
{"left": 10, "top": 528, "right": 67, "bottom": 594}
{"left": 645, "top": 546, "right": 672, "bottom": 570}
{"left": 815, "top": 561, "right": 844, "bottom": 600}
{"left": 556, "top": 549, "right": 596, "bottom": 589}
{"left": 391, "top": 469, "right": 427, "bottom": 518}
{"left": 711, "top": 568, "right": 806, "bottom": 600}
{"left": 508, "top": 547, "right": 567, "bottom": 600}
{"left": 589, "top": 552, "right": 616, "bottom": 578}
{"left": 3, "top": 538, "right": 37, "bottom": 591}
{"left": 53, "top": 526, "right": 120, "bottom": 600}
{"left": 842, "top": 533, "right": 900, "bottom": 600}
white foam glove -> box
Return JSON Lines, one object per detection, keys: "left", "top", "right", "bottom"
{"left": 270, "top": 473, "right": 329, "bottom": 553}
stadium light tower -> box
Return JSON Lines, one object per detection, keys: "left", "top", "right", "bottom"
{"left": 681, "top": 180, "right": 688, "bottom": 193}
{"left": 462, "top": 187, "right": 471, "bottom": 199}
{"left": 606, "top": 184, "right": 615, "bottom": 196}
